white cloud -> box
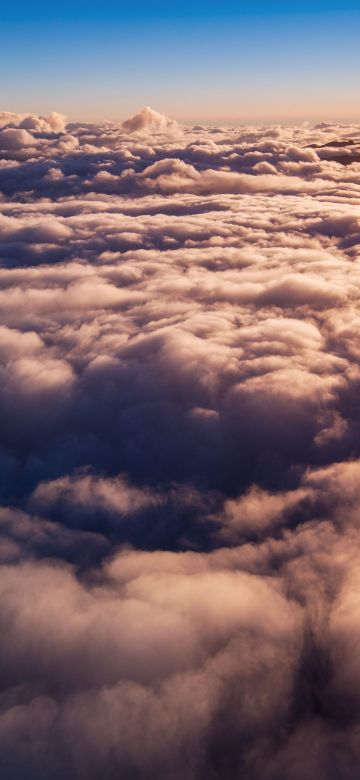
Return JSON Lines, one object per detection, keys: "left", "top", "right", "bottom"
{"left": 121, "top": 105, "right": 178, "bottom": 134}
{"left": 0, "top": 109, "right": 360, "bottom": 778}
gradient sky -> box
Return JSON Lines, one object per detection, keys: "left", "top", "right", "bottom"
{"left": 1, "top": 0, "right": 360, "bottom": 123}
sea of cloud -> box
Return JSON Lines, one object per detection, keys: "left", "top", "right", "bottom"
{"left": 1, "top": 104, "right": 360, "bottom": 779}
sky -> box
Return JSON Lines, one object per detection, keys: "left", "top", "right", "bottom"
{"left": 1, "top": 1, "right": 360, "bottom": 123}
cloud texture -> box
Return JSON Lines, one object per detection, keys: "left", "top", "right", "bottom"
{"left": 1, "top": 108, "right": 360, "bottom": 779}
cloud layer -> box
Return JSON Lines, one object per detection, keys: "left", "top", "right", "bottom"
{"left": 1, "top": 108, "right": 360, "bottom": 779}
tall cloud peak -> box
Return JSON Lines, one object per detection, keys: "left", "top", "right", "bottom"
{"left": 121, "top": 105, "right": 178, "bottom": 133}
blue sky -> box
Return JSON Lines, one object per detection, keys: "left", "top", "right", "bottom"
{"left": 1, "top": 1, "right": 360, "bottom": 122}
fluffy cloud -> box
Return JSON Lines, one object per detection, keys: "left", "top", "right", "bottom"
{"left": 1, "top": 107, "right": 360, "bottom": 778}
{"left": 121, "top": 105, "right": 179, "bottom": 133}
{"left": 0, "top": 110, "right": 66, "bottom": 132}
{"left": 0, "top": 127, "right": 37, "bottom": 150}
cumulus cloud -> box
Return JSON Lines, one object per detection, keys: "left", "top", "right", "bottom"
{"left": 0, "top": 110, "right": 66, "bottom": 132}
{"left": 121, "top": 105, "right": 178, "bottom": 133}
{"left": 1, "top": 107, "right": 360, "bottom": 778}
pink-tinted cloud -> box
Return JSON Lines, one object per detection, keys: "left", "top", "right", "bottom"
{"left": 0, "top": 107, "right": 360, "bottom": 778}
